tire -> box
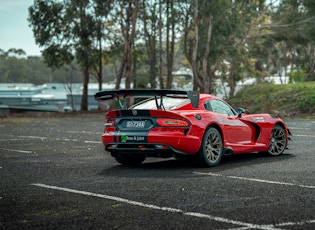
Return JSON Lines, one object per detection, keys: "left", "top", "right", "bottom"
{"left": 266, "top": 125, "right": 287, "bottom": 156}
{"left": 114, "top": 153, "right": 146, "bottom": 166}
{"left": 194, "top": 127, "right": 223, "bottom": 167}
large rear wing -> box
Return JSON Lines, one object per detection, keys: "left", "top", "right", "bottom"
{"left": 94, "top": 89, "right": 200, "bottom": 109}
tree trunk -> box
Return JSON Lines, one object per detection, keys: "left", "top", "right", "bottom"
{"left": 202, "top": 15, "right": 213, "bottom": 93}
{"left": 229, "top": 70, "right": 236, "bottom": 97}
{"left": 98, "top": 38, "right": 102, "bottom": 92}
{"left": 169, "top": 1, "right": 175, "bottom": 89}
{"left": 165, "top": 1, "right": 175, "bottom": 89}
{"left": 142, "top": 1, "right": 157, "bottom": 89}
{"left": 166, "top": 1, "right": 171, "bottom": 89}
{"left": 115, "top": 53, "right": 126, "bottom": 89}
{"left": 116, "top": 0, "right": 138, "bottom": 90}
{"left": 125, "top": 42, "right": 132, "bottom": 89}
{"left": 81, "top": 62, "right": 89, "bottom": 111}
{"left": 127, "top": 0, "right": 138, "bottom": 89}
{"left": 192, "top": 0, "right": 199, "bottom": 91}
{"left": 158, "top": 0, "right": 164, "bottom": 89}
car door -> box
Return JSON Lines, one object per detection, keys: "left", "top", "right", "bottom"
{"left": 205, "top": 99, "right": 252, "bottom": 144}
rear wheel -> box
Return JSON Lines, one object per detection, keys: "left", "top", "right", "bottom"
{"left": 194, "top": 127, "right": 223, "bottom": 167}
{"left": 267, "top": 125, "right": 287, "bottom": 156}
{"left": 114, "top": 153, "right": 146, "bottom": 166}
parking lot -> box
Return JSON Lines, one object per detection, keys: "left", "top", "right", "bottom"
{"left": 1, "top": 114, "right": 315, "bottom": 229}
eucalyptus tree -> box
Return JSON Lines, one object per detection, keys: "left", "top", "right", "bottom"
{"left": 303, "top": 1, "right": 315, "bottom": 80}
{"left": 165, "top": 0, "right": 176, "bottom": 89}
{"left": 182, "top": 0, "right": 242, "bottom": 93}
{"left": 183, "top": 0, "right": 233, "bottom": 93}
{"left": 182, "top": 0, "right": 278, "bottom": 95}
{"left": 2, "top": 49, "right": 27, "bottom": 57}
{"left": 91, "top": 0, "right": 114, "bottom": 91}
{"left": 138, "top": 0, "right": 189, "bottom": 90}
{"left": 28, "top": 0, "right": 99, "bottom": 111}
{"left": 220, "top": 0, "right": 271, "bottom": 96}
{"left": 267, "top": 0, "right": 315, "bottom": 81}
{"left": 0, "top": 54, "right": 29, "bottom": 83}
{"left": 286, "top": 0, "right": 315, "bottom": 81}
{"left": 112, "top": 0, "right": 139, "bottom": 89}
{"left": 139, "top": 0, "right": 159, "bottom": 89}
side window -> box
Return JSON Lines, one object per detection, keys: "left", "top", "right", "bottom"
{"left": 204, "top": 101, "right": 213, "bottom": 111}
{"left": 205, "top": 100, "right": 235, "bottom": 116}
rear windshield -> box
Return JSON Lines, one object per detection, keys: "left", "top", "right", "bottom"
{"left": 132, "top": 97, "right": 190, "bottom": 110}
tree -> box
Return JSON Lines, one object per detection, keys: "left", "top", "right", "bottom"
{"left": 92, "top": 0, "right": 114, "bottom": 91}
{"left": 0, "top": 49, "right": 56, "bottom": 84}
{"left": 158, "top": 0, "right": 164, "bottom": 89}
{"left": 29, "top": 0, "right": 98, "bottom": 111}
{"left": 6, "top": 0, "right": 310, "bottom": 104}
{"left": 265, "top": 0, "right": 315, "bottom": 81}
{"left": 165, "top": 0, "right": 175, "bottom": 89}
{"left": 182, "top": 0, "right": 279, "bottom": 96}
{"left": 140, "top": 0, "right": 158, "bottom": 89}
{"left": 114, "top": 0, "right": 139, "bottom": 90}
{"left": 183, "top": 0, "right": 231, "bottom": 93}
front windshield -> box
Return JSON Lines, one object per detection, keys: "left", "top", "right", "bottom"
{"left": 132, "top": 97, "right": 190, "bottom": 110}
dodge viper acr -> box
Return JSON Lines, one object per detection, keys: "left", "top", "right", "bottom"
{"left": 94, "top": 89, "right": 291, "bottom": 167}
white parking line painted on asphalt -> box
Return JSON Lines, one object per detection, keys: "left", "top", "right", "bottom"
{"left": 17, "top": 136, "right": 47, "bottom": 140}
{"left": 193, "top": 172, "right": 315, "bottom": 189}
{"left": 182, "top": 212, "right": 282, "bottom": 230}
{"left": 228, "top": 219, "right": 315, "bottom": 230}
{"left": 0, "top": 148, "right": 33, "bottom": 154}
{"left": 294, "top": 134, "right": 315, "bottom": 138}
{"left": 84, "top": 140, "right": 102, "bottom": 144}
{"left": 67, "top": 131, "right": 103, "bottom": 135}
{"left": 31, "top": 183, "right": 282, "bottom": 230}
{"left": 275, "top": 219, "right": 315, "bottom": 227}
{"left": 0, "top": 138, "right": 20, "bottom": 142}
{"left": 15, "top": 135, "right": 101, "bottom": 144}
{"left": 288, "top": 127, "right": 311, "bottom": 130}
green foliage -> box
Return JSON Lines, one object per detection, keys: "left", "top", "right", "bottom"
{"left": 28, "top": 0, "right": 104, "bottom": 110}
{"left": 0, "top": 51, "right": 83, "bottom": 84}
{"left": 288, "top": 68, "right": 306, "bottom": 83}
{"left": 228, "top": 82, "right": 315, "bottom": 118}
{"left": 1, "top": 0, "right": 315, "bottom": 103}
{"left": 28, "top": 0, "right": 97, "bottom": 69}
{"left": 0, "top": 53, "right": 48, "bottom": 84}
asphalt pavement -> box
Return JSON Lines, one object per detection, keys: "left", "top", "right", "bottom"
{"left": 1, "top": 114, "right": 315, "bottom": 230}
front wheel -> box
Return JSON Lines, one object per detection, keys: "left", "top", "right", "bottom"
{"left": 114, "top": 153, "right": 146, "bottom": 166}
{"left": 194, "top": 127, "right": 223, "bottom": 167}
{"left": 266, "top": 125, "right": 287, "bottom": 156}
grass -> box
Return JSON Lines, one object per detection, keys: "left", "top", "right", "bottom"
{"left": 227, "top": 82, "right": 315, "bottom": 119}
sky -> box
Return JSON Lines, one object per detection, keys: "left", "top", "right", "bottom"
{"left": 0, "top": 0, "right": 42, "bottom": 56}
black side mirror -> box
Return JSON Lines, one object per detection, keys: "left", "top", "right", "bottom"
{"left": 237, "top": 108, "right": 245, "bottom": 118}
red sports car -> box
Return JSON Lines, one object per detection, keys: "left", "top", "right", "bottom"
{"left": 94, "top": 89, "right": 291, "bottom": 167}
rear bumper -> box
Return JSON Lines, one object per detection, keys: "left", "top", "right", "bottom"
{"left": 105, "top": 143, "right": 189, "bottom": 158}
{"left": 103, "top": 133, "right": 201, "bottom": 156}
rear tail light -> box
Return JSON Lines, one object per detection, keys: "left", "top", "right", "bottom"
{"left": 105, "top": 118, "right": 116, "bottom": 127}
{"left": 156, "top": 118, "right": 189, "bottom": 127}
